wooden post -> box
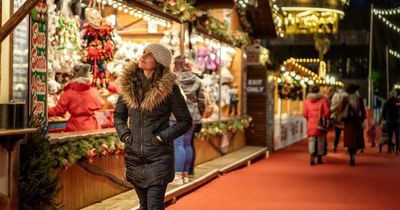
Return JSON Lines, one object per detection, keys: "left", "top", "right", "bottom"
{"left": 0, "top": 0, "right": 40, "bottom": 43}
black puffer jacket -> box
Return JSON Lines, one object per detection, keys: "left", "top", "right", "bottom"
{"left": 114, "top": 62, "right": 192, "bottom": 188}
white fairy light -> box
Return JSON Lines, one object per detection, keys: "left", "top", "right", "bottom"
{"left": 389, "top": 48, "right": 400, "bottom": 60}
{"left": 373, "top": 7, "right": 400, "bottom": 16}
{"left": 100, "top": 0, "right": 170, "bottom": 28}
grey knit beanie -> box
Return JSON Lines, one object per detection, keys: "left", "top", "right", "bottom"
{"left": 73, "top": 63, "right": 91, "bottom": 78}
{"left": 144, "top": 43, "right": 172, "bottom": 67}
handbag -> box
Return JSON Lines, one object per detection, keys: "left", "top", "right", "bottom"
{"left": 317, "top": 100, "right": 328, "bottom": 132}
{"left": 341, "top": 102, "right": 349, "bottom": 121}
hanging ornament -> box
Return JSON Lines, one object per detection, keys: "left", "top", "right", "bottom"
{"left": 82, "top": 8, "right": 115, "bottom": 87}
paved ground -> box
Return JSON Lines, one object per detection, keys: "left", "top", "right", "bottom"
{"left": 167, "top": 132, "right": 400, "bottom": 210}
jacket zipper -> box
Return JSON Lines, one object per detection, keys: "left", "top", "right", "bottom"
{"left": 140, "top": 111, "right": 146, "bottom": 175}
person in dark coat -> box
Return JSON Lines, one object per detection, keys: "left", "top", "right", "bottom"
{"left": 341, "top": 83, "right": 366, "bottom": 166}
{"left": 114, "top": 43, "right": 192, "bottom": 210}
{"left": 379, "top": 90, "right": 400, "bottom": 154}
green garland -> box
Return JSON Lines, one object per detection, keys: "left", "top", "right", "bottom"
{"left": 152, "top": 0, "right": 250, "bottom": 48}
{"left": 199, "top": 15, "right": 250, "bottom": 48}
{"left": 152, "top": 0, "right": 203, "bottom": 22}
{"left": 51, "top": 134, "right": 124, "bottom": 169}
{"left": 195, "top": 115, "right": 252, "bottom": 140}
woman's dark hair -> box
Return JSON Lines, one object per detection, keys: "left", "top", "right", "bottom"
{"left": 150, "top": 62, "right": 167, "bottom": 83}
{"left": 310, "top": 85, "right": 320, "bottom": 93}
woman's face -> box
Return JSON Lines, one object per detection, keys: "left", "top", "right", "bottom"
{"left": 139, "top": 50, "right": 156, "bottom": 71}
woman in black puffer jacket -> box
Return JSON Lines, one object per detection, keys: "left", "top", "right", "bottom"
{"left": 114, "top": 43, "right": 192, "bottom": 210}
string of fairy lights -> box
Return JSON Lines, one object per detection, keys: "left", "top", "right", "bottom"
{"left": 389, "top": 48, "right": 400, "bottom": 59}
{"left": 373, "top": 7, "right": 400, "bottom": 62}
{"left": 279, "top": 58, "right": 344, "bottom": 87}
{"left": 97, "top": 0, "right": 172, "bottom": 27}
{"left": 373, "top": 7, "right": 400, "bottom": 33}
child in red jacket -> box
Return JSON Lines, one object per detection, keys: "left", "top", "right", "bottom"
{"left": 48, "top": 63, "right": 104, "bottom": 131}
{"left": 303, "top": 85, "right": 330, "bottom": 165}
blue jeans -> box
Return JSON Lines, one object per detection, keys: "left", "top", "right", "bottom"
{"left": 133, "top": 184, "right": 167, "bottom": 210}
{"left": 308, "top": 135, "right": 326, "bottom": 156}
{"left": 174, "top": 125, "right": 195, "bottom": 172}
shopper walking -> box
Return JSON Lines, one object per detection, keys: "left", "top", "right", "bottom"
{"left": 330, "top": 88, "right": 347, "bottom": 152}
{"left": 379, "top": 90, "right": 399, "bottom": 154}
{"left": 303, "top": 85, "right": 330, "bottom": 165}
{"left": 170, "top": 56, "right": 205, "bottom": 184}
{"left": 341, "top": 84, "right": 366, "bottom": 166}
{"left": 48, "top": 63, "right": 104, "bottom": 132}
{"left": 114, "top": 43, "right": 192, "bottom": 210}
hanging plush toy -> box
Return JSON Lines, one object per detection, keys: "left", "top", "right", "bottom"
{"left": 82, "top": 8, "right": 115, "bottom": 87}
{"left": 228, "top": 83, "right": 239, "bottom": 115}
{"left": 195, "top": 46, "right": 220, "bottom": 73}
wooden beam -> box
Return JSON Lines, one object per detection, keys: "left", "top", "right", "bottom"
{"left": 116, "top": 18, "right": 143, "bottom": 31}
{"left": 126, "top": 0, "right": 181, "bottom": 23}
{"left": 0, "top": 0, "right": 40, "bottom": 43}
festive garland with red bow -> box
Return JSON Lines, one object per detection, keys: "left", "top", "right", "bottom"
{"left": 152, "top": 0, "right": 202, "bottom": 22}
{"left": 51, "top": 134, "right": 124, "bottom": 169}
{"left": 195, "top": 116, "right": 253, "bottom": 141}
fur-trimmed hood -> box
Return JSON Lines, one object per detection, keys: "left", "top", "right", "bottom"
{"left": 119, "top": 61, "right": 176, "bottom": 112}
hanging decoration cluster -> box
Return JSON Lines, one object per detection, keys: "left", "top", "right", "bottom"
{"left": 51, "top": 135, "right": 124, "bottom": 169}
{"left": 277, "top": 71, "right": 305, "bottom": 100}
{"left": 195, "top": 116, "right": 252, "bottom": 140}
{"left": 81, "top": 8, "right": 116, "bottom": 87}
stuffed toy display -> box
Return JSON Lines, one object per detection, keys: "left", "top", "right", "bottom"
{"left": 228, "top": 84, "right": 239, "bottom": 115}
{"left": 48, "top": 79, "right": 62, "bottom": 108}
{"left": 160, "top": 30, "right": 181, "bottom": 57}
{"left": 195, "top": 46, "right": 219, "bottom": 73}
{"left": 82, "top": 8, "right": 115, "bottom": 87}
{"left": 107, "top": 38, "right": 146, "bottom": 75}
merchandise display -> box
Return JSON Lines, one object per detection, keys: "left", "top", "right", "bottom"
{"left": 4, "top": 1, "right": 254, "bottom": 210}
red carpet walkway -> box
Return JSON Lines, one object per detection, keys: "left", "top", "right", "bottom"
{"left": 167, "top": 132, "right": 400, "bottom": 210}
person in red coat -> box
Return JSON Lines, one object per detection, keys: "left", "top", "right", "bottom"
{"left": 48, "top": 63, "right": 104, "bottom": 132}
{"left": 303, "top": 85, "right": 330, "bottom": 165}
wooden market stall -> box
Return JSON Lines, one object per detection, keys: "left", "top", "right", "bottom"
{"left": 41, "top": 1, "right": 253, "bottom": 209}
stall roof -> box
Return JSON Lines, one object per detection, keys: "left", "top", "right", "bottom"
{"left": 124, "top": 0, "right": 182, "bottom": 23}
{"left": 246, "top": 0, "right": 277, "bottom": 39}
